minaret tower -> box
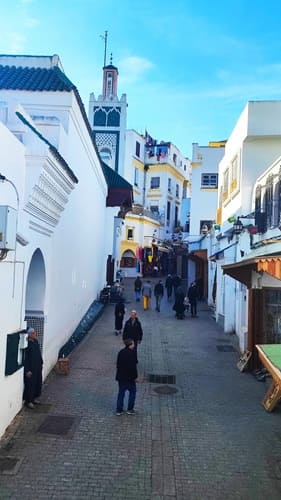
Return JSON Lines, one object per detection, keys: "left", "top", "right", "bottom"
{"left": 89, "top": 36, "right": 127, "bottom": 176}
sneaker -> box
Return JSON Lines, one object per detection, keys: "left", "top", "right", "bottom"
{"left": 127, "top": 409, "right": 136, "bottom": 415}
{"left": 32, "top": 399, "right": 41, "bottom": 405}
{"left": 26, "top": 402, "right": 35, "bottom": 409}
{"left": 116, "top": 411, "right": 124, "bottom": 416}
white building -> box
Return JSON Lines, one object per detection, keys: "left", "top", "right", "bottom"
{"left": 0, "top": 54, "right": 119, "bottom": 438}
{"left": 185, "top": 141, "right": 225, "bottom": 298}
{"left": 213, "top": 101, "right": 281, "bottom": 361}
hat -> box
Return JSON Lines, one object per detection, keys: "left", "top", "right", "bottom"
{"left": 26, "top": 327, "right": 35, "bottom": 334}
{"left": 124, "top": 338, "right": 134, "bottom": 347}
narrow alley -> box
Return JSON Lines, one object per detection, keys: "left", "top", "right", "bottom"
{"left": 1, "top": 278, "right": 281, "bottom": 500}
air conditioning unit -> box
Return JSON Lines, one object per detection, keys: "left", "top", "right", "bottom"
{"left": 0, "top": 206, "right": 17, "bottom": 250}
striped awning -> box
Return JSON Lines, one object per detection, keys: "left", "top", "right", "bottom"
{"left": 222, "top": 254, "right": 281, "bottom": 288}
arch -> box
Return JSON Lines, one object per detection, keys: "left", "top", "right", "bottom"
{"left": 94, "top": 109, "right": 106, "bottom": 126}
{"left": 25, "top": 248, "right": 46, "bottom": 350}
{"left": 120, "top": 249, "right": 136, "bottom": 268}
{"left": 107, "top": 109, "right": 120, "bottom": 127}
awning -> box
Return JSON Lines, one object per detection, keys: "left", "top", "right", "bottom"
{"left": 209, "top": 242, "right": 238, "bottom": 262}
{"left": 188, "top": 249, "right": 207, "bottom": 261}
{"left": 222, "top": 254, "right": 281, "bottom": 288}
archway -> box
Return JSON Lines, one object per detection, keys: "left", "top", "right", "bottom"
{"left": 25, "top": 248, "right": 46, "bottom": 351}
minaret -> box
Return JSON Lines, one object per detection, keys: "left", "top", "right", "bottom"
{"left": 88, "top": 47, "right": 127, "bottom": 176}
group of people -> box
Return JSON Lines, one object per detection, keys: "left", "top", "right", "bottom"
{"left": 23, "top": 274, "right": 200, "bottom": 417}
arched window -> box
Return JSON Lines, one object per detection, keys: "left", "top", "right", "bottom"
{"left": 99, "top": 147, "right": 112, "bottom": 167}
{"left": 265, "top": 175, "right": 274, "bottom": 228}
{"left": 94, "top": 109, "right": 106, "bottom": 126}
{"left": 255, "top": 184, "right": 261, "bottom": 215}
{"left": 107, "top": 109, "right": 120, "bottom": 126}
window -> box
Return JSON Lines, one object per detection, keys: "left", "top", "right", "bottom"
{"left": 127, "top": 228, "right": 134, "bottom": 240}
{"left": 230, "top": 156, "right": 238, "bottom": 191}
{"left": 201, "top": 173, "right": 218, "bottom": 188}
{"left": 175, "top": 206, "right": 178, "bottom": 226}
{"left": 135, "top": 141, "right": 140, "bottom": 157}
{"left": 265, "top": 175, "right": 274, "bottom": 228}
{"left": 134, "top": 168, "right": 139, "bottom": 186}
{"left": 168, "top": 178, "right": 171, "bottom": 192}
{"left": 166, "top": 201, "right": 171, "bottom": 222}
{"left": 150, "top": 205, "right": 159, "bottom": 217}
{"left": 223, "top": 169, "right": 229, "bottom": 201}
{"left": 106, "top": 72, "right": 113, "bottom": 96}
{"left": 173, "top": 153, "right": 177, "bottom": 164}
{"left": 176, "top": 184, "right": 179, "bottom": 197}
{"left": 151, "top": 177, "right": 160, "bottom": 189}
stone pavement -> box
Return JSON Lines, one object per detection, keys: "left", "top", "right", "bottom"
{"left": 1, "top": 278, "right": 281, "bottom": 500}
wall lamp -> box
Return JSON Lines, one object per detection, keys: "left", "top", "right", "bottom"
{"left": 233, "top": 218, "right": 244, "bottom": 235}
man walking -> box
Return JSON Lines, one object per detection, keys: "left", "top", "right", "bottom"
{"left": 23, "top": 327, "right": 43, "bottom": 409}
{"left": 123, "top": 310, "right": 143, "bottom": 363}
{"left": 154, "top": 280, "right": 164, "bottom": 312}
{"left": 134, "top": 275, "right": 142, "bottom": 302}
{"left": 165, "top": 274, "right": 173, "bottom": 301}
{"left": 142, "top": 280, "right": 152, "bottom": 310}
{"left": 115, "top": 338, "right": 138, "bottom": 415}
{"left": 188, "top": 281, "right": 198, "bottom": 317}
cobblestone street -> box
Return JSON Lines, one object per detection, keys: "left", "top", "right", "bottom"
{"left": 1, "top": 278, "right": 281, "bottom": 499}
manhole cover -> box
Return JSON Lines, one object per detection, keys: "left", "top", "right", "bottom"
{"left": 153, "top": 385, "right": 178, "bottom": 395}
{"left": 0, "top": 456, "right": 23, "bottom": 475}
{"left": 216, "top": 345, "right": 235, "bottom": 352}
{"left": 37, "top": 415, "right": 80, "bottom": 438}
{"left": 148, "top": 374, "right": 176, "bottom": 384}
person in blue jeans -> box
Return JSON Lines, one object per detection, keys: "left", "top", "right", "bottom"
{"left": 115, "top": 338, "right": 138, "bottom": 415}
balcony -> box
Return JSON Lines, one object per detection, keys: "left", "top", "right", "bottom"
{"left": 129, "top": 205, "right": 161, "bottom": 222}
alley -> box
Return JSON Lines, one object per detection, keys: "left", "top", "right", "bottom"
{"left": 1, "top": 278, "right": 281, "bottom": 500}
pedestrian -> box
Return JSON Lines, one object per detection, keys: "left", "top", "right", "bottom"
{"left": 154, "top": 280, "right": 164, "bottom": 312}
{"left": 142, "top": 280, "right": 152, "bottom": 310}
{"left": 23, "top": 328, "right": 43, "bottom": 409}
{"left": 115, "top": 338, "right": 138, "bottom": 416}
{"left": 134, "top": 275, "right": 142, "bottom": 302}
{"left": 173, "top": 286, "right": 185, "bottom": 319}
{"left": 114, "top": 298, "right": 125, "bottom": 335}
{"left": 165, "top": 274, "right": 173, "bottom": 301}
{"left": 123, "top": 310, "right": 143, "bottom": 363}
{"left": 188, "top": 281, "right": 198, "bottom": 317}
{"left": 172, "top": 274, "right": 181, "bottom": 297}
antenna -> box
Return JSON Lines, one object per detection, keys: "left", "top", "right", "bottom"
{"left": 100, "top": 30, "right": 108, "bottom": 67}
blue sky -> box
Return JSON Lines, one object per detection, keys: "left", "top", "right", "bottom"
{"left": 1, "top": 0, "right": 281, "bottom": 157}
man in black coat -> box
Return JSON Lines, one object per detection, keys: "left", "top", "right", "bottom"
{"left": 188, "top": 281, "right": 198, "bottom": 317}
{"left": 154, "top": 280, "right": 164, "bottom": 312}
{"left": 23, "top": 328, "right": 43, "bottom": 409}
{"left": 116, "top": 338, "right": 138, "bottom": 415}
{"left": 123, "top": 310, "right": 143, "bottom": 363}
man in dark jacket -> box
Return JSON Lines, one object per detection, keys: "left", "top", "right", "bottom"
{"left": 165, "top": 274, "right": 173, "bottom": 301}
{"left": 188, "top": 281, "right": 198, "bottom": 317}
{"left": 115, "top": 338, "right": 138, "bottom": 415}
{"left": 23, "top": 328, "right": 43, "bottom": 409}
{"left": 154, "top": 280, "right": 164, "bottom": 312}
{"left": 123, "top": 310, "right": 143, "bottom": 363}
{"left": 134, "top": 276, "right": 142, "bottom": 302}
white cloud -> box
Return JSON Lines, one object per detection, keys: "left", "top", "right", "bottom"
{"left": 24, "top": 17, "right": 39, "bottom": 28}
{"left": 118, "top": 56, "right": 154, "bottom": 85}
{"left": 6, "top": 32, "right": 27, "bottom": 53}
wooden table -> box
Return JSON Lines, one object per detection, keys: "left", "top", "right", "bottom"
{"left": 256, "top": 344, "right": 281, "bottom": 412}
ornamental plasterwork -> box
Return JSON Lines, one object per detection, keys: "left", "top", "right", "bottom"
{"left": 25, "top": 156, "right": 76, "bottom": 235}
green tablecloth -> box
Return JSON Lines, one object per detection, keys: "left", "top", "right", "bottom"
{"left": 259, "top": 344, "right": 281, "bottom": 371}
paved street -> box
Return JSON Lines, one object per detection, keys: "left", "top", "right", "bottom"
{"left": 1, "top": 278, "right": 281, "bottom": 500}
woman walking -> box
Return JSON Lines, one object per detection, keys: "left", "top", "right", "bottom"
{"left": 114, "top": 298, "right": 125, "bottom": 335}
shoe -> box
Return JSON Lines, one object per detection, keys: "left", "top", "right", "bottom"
{"left": 127, "top": 409, "right": 136, "bottom": 415}
{"left": 116, "top": 411, "right": 124, "bottom": 416}
{"left": 26, "top": 402, "right": 34, "bottom": 409}
{"left": 32, "top": 399, "right": 41, "bottom": 405}
{"left": 115, "top": 331, "right": 118, "bottom": 336}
